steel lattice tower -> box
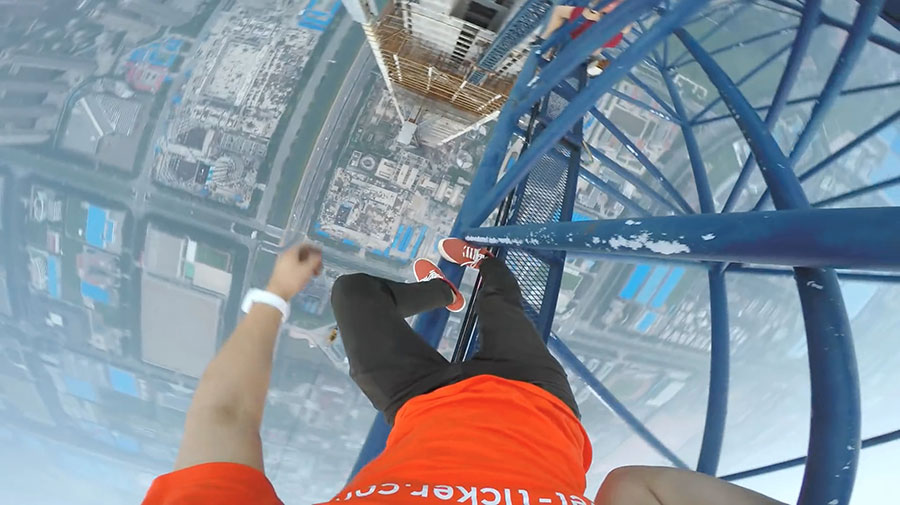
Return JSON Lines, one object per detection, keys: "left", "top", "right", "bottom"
{"left": 350, "top": 1, "right": 900, "bottom": 502}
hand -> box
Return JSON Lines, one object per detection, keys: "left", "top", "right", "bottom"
{"left": 266, "top": 244, "right": 323, "bottom": 301}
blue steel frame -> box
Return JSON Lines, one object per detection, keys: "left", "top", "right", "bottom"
{"left": 468, "top": 0, "right": 554, "bottom": 85}
{"left": 352, "top": 0, "right": 900, "bottom": 502}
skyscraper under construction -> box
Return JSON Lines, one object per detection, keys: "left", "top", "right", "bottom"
{"left": 341, "top": 0, "right": 546, "bottom": 145}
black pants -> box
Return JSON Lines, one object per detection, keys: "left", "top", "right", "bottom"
{"left": 331, "top": 258, "right": 579, "bottom": 424}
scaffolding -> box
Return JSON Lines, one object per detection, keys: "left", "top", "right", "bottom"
{"left": 371, "top": 4, "right": 518, "bottom": 117}
{"left": 351, "top": 0, "right": 899, "bottom": 503}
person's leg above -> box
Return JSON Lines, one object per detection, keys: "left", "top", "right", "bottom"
{"left": 330, "top": 262, "right": 462, "bottom": 423}
{"left": 438, "top": 239, "right": 580, "bottom": 416}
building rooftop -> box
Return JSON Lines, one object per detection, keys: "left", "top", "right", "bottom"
{"left": 140, "top": 274, "right": 222, "bottom": 378}
{"left": 143, "top": 227, "right": 186, "bottom": 279}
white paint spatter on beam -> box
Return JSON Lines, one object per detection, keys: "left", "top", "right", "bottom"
{"left": 807, "top": 281, "right": 824, "bottom": 290}
{"left": 466, "top": 235, "right": 524, "bottom": 246}
{"left": 624, "top": 220, "right": 642, "bottom": 225}
{"left": 608, "top": 232, "right": 690, "bottom": 255}
{"left": 701, "top": 233, "right": 716, "bottom": 240}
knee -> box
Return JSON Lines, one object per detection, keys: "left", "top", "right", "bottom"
{"left": 331, "top": 273, "right": 382, "bottom": 306}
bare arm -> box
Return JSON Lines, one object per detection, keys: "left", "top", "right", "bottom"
{"left": 596, "top": 466, "right": 786, "bottom": 505}
{"left": 600, "top": 0, "right": 624, "bottom": 14}
{"left": 174, "top": 245, "right": 323, "bottom": 471}
{"left": 540, "top": 5, "right": 575, "bottom": 39}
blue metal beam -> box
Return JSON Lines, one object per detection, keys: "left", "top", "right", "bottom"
{"left": 814, "top": 175, "right": 900, "bottom": 208}
{"left": 660, "top": 61, "right": 729, "bottom": 475}
{"left": 750, "top": 0, "right": 803, "bottom": 17}
{"left": 690, "top": 41, "right": 793, "bottom": 123}
{"left": 695, "top": 81, "right": 900, "bottom": 126}
{"left": 579, "top": 168, "right": 653, "bottom": 217}
{"left": 661, "top": 69, "right": 714, "bottom": 213}
{"left": 547, "top": 333, "right": 691, "bottom": 469}
{"left": 535, "top": 71, "right": 585, "bottom": 339}
{"left": 664, "top": 37, "right": 670, "bottom": 67}
{"left": 720, "top": 428, "right": 900, "bottom": 482}
{"left": 635, "top": 18, "right": 665, "bottom": 67}
{"left": 555, "top": 80, "right": 695, "bottom": 213}
{"left": 800, "top": 109, "right": 900, "bottom": 181}
{"left": 465, "top": 207, "right": 900, "bottom": 270}
{"left": 674, "top": 26, "right": 860, "bottom": 505}
{"left": 698, "top": 268, "right": 729, "bottom": 475}
{"left": 585, "top": 143, "right": 688, "bottom": 215}
{"left": 457, "top": 52, "right": 540, "bottom": 229}
{"left": 669, "top": 2, "right": 752, "bottom": 68}
{"left": 626, "top": 71, "right": 680, "bottom": 119}
{"left": 469, "top": 0, "right": 554, "bottom": 84}
{"left": 608, "top": 88, "right": 681, "bottom": 123}
{"left": 785, "top": 0, "right": 887, "bottom": 166}
{"left": 594, "top": 111, "right": 696, "bottom": 213}
{"left": 818, "top": 12, "right": 900, "bottom": 54}
{"left": 671, "top": 24, "right": 799, "bottom": 70}
{"left": 674, "top": 27, "right": 804, "bottom": 208}
{"left": 514, "top": 0, "right": 663, "bottom": 118}
{"left": 753, "top": 110, "right": 900, "bottom": 210}
{"left": 761, "top": 0, "right": 900, "bottom": 54}
{"left": 684, "top": 1, "right": 749, "bottom": 26}
{"left": 727, "top": 266, "right": 900, "bottom": 284}
{"left": 466, "top": 0, "right": 710, "bottom": 230}
{"left": 722, "top": 0, "right": 822, "bottom": 212}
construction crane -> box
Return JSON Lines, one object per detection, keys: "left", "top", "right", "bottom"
{"left": 345, "top": 1, "right": 899, "bottom": 504}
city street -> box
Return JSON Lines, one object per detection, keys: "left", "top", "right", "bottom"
{"left": 132, "top": 1, "right": 228, "bottom": 217}
{"left": 0, "top": 147, "right": 256, "bottom": 251}
{"left": 256, "top": 13, "right": 357, "bottom": 227}
{"left": 281, "top": 48, "right": 376, "bottom": 246}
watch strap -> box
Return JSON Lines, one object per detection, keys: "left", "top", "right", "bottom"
{"left": 241, "top": 288, "right": 290, "bottom": 323}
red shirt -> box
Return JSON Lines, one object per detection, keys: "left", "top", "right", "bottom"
{"left": 569, "top": 7, "right": 625, "bottom": 48}
{"left": 142, "top": 375, "right": 594, "bottom": 505}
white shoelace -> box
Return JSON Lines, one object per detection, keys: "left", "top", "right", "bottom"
{"left": 421, "top": 270, "right": 443, "bottom": 282}
{"left": 461, "top": 246, "right": 486, "bottom": 266}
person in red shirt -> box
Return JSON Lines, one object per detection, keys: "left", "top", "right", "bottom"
{"left": 142, "top": 241, "right": 784, "bottom": 505}
{"left": 538, "top": 0, "right": 633, "bottom": 76}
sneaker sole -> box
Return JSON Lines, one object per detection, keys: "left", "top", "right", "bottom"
{"left": 447, "top": 297, "right": 466, "bottom": 313}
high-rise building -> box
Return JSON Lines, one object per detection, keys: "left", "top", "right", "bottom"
{"left": 342, "top": 0, "right": 534, "bottom": 145}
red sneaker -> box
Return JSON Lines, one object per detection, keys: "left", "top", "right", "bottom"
{"left": 438, "top": 238, "right": 492, "bottom": 269}
{"left": 414, "top": 259, "right": 465, "bottom": 313}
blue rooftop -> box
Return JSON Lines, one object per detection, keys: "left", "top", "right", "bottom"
{"left": 635, "top": 312, "right": 658, "bottom": 333}
{"left": 85, "top": 205, "right": 107, "bottom": 249}
{"left": 81, "top": 281, "right": 110, "bottom": 305}
{"left": 619, "top": 264, "right": 651, "bottom": 300}
{"left": 108, "top": 366, "right": 139, "bottom": 397}
{"left": 46, "top": 255, "right": 61, "bottom": 299}
{"left": 64, "top": 377, "right": 98, "bottom": 403}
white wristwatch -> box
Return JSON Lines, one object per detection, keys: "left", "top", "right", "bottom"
{"left": 241, "top": 288, "right": 291, "bottom": 323}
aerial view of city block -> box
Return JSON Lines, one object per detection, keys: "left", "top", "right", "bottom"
{"left": 1, "top": 0, "right": 899, "bottom": 504}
